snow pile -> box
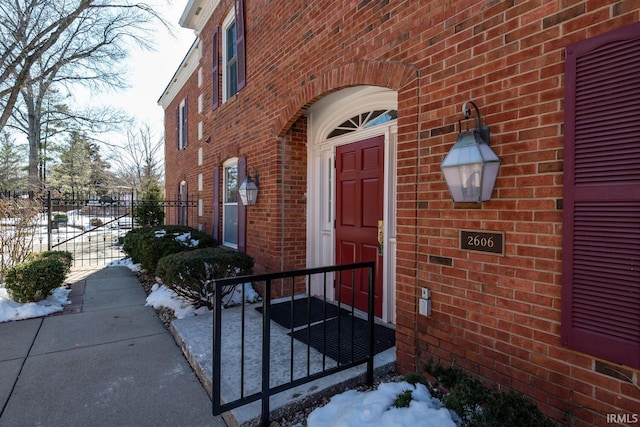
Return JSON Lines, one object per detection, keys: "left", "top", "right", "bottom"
{"left": 0, "top": 287, "right": 71, "bottom": 323}
{"left": 307, "top": 381, "right": 458, "bottom": 427}
{"left": 108, "top": 258, "right": 141, "bottom": 272}
{"left": 145, "top": 283, "right": 210, "bottom": 319}
{"left": 222, "top": 283, "right": 260, "bottom": 306}
{"left": 145, "top": 281, "right": 260, "bottom": 319}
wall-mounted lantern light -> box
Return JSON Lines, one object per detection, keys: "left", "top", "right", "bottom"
{"left": 440, "top": 101, "right": 500, "bottom": 203}
{"left": 238, "top": 174, "right": 259, "bottom": 206}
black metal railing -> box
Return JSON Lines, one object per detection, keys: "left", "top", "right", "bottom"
{"left": 211, "top": 261, "right": 375, "bottom": 426}
{"left": 31, "top": 191, "right": 199, "bottom": 266}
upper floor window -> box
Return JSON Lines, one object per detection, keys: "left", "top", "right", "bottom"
{"left": 222, "top": 11, "right": 238, "bottom": 101}
{"left": 215, "top": 0, "right": 245, "bottom": 108}
{"left": 176, "top": 97, "right": 188, "bottom": 150}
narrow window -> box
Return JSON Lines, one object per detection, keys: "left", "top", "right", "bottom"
{"left": 223, "top": 158, "right": 238, "bottom": 248}
{"left": 178, "top": 98, "right": 188, "bottom": 149}
{"left": 222, "top": 11, "right": 238, "bottom": 102}
{"left": 220, "top": 0, "right": 245, "bottom": 103}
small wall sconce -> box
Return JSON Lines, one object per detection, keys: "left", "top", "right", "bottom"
{"left": 440, "top": 101, "right": 500, "bottom": 203}
{"left": 238, "top": 174, "right": 259, "bottom": 206}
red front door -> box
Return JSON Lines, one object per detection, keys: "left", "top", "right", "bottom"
{"left": 335, "top": 136, "right": 384, "bottom": 317}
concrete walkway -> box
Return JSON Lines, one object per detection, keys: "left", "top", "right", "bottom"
{"left": 0, "top": 266, "right": 225, "bottom": 427}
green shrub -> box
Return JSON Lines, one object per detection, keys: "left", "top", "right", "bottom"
{"left": 393, "top": 389, "right": 413, "bottom": 408}
{"left": 26, "top": 251, "right": 73, "bottom": 274}
{"left": 156, "top": 247, "right": 254, "bottom": 309}
{"left": 122, "top": 225, "right": 216, "bottom": 273}
{"left": 121, "top": 226, "right": 149, "bottom": 264}
{"left": 53, "top": 213, "right": 68, "bottom": 223}
{"left": 133, "top": 183, "right": 165, "bottom": 226}
{"left": 5, "top": 258, "right": 67, "bottom": 303}
{"left": 423, "top": 362, "right": 555, "bottom": 427}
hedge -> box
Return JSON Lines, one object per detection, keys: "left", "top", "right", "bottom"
{"left": 121, "top": 225, "right": 216, "bottom": 273}
{"left": 26, "top": 251, "right": 73, "bottom": 274}
{"left": 156, "top": 247, "right": 254, "bottom": 309}
{"left": 5, "top": 258, "right": 67, "bottom": 303}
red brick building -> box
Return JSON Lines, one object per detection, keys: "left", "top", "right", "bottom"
{"left": 159, "top": 1, "right": 639, "bottom": 425}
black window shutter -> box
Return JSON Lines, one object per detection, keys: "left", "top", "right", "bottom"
{"left": 561, "top": 22, "right": 640, "bottom": 369}
{"left": 175, "top": 106, "right": 180, "bottom": 150}
{"left": 183, "top": 97, "right": 188, "bottom": 148}
{"left": 212, "top": 27, "right": 220, "bottom": 110}
{"left": 237, "top": 156, "right": 247, "bottom": 253}
{"left": 213, "top": 165, "right": 220, "bottom": 244}
{"left": 235, "top": 0, "right": 246, "bottom": 91}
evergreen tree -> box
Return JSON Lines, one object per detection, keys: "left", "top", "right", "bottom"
{"left": 0, "top": 132, "right": 27, "bottom": 192}
{"left": 49, "top": 132, "right": 93, "bottom": 198}
{"left": 133, "top": 180, "right": 165, "bottom": 226}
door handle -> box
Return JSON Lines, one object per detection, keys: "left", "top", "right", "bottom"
{"left": 377, "top": 220, "right": 384, "bottom": 255}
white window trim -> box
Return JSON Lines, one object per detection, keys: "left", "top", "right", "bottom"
{"left": 179, "top": 98, "right": 187, "bottom": 149}
{"left": 221, "top": 9, "right": 236, "bottom": 103}
{"left": 306, "top": 86, "right": 398, "bottom": 323}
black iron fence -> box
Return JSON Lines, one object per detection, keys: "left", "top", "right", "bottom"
{"left": 211, "top": 262, "right": 376, "bottom": 426}
{"left": 0, "top": 190, "right": 199, "bottom": 267}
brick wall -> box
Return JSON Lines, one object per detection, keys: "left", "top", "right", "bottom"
{"left": 163, "top": 1, "right": 640, "bottom": 425}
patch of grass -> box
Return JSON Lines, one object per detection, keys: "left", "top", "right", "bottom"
{"left": 393, "top": 389, "right": 414, "bottom": 408}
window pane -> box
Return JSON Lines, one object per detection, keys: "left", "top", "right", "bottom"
{"left": 226, "top": 22, "right": 237, "bottom": 60}
{"left": 225, "top": 165, "right": 237, "bottom": 203}
{"left": 228, "top": 60, "right": 238, "bottom": 97}
{"left": 223, "top": 204, "right": 238, "bottom": 245}
{"left": 225, "top": 21, "right": 238, "bottom": 98}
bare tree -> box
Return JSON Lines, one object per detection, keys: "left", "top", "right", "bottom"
{"left": 115, "top": 122, "right": 164, "bottom": 194}
{"left": 0, "top": 0, "right": 169, "bottom": 189}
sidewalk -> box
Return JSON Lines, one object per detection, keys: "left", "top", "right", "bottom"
{"left": 0, "top": 266, "right": 225, "bottom": 427}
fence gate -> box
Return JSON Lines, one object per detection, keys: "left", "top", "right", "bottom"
{"left": 32, "top": 192, "right": 198, "bottom": 267}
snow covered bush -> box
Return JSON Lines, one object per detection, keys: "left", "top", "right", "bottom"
{"left": 155, "top": 247, "right": 254, "bottom": 309}
{"left": 5, "top": 258, "right": 67, "bottom": 303}
{"left": 121, "top": 225, "right": 216, "bottom": 273}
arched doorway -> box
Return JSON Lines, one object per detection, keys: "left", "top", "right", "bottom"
{"left": 306, "top": 86, "right": 397, "bottom": 323}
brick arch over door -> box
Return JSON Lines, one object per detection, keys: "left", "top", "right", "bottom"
{"left": 273, "top": 60, "right": 417, "bottom": 138}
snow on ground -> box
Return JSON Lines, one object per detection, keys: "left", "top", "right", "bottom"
{"left": 0, "top": 287, "right": 71, "bottom": 323}
{"left": 307, "top": 381, "right": 459, "bottom": 427}
{"left": 109, "top": 258, "right": 260, "bottom": 319}
{"left": 145, "top": 283, "right": 211, "bottom": 318}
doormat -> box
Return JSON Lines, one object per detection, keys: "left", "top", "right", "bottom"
{"left": 256, "top": 296, "right": 350, "bottom": 329}
{"left": 288, "top": 315, "right": 395, "bottom": 365}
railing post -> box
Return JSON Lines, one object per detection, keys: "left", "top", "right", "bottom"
{"left": 366, "top": 263, "right": 375, "bottom": 387}
{"left": 212, "top": 280, "right": 223, "bottom": 417}
{"left": 261, "top": 279, "right": 271, "bottom": 426}
{"left": 46, "top": 190, "right": 52, "bottom": 252}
